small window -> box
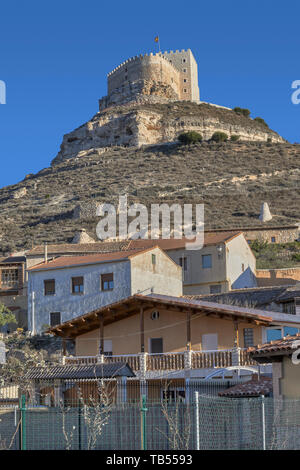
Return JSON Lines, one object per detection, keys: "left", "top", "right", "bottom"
{"left": 183, "top": 88, "right": 187, "bottom": 93}
{"left": 242, "top": 263, "right": 245, "bottom": 272}
{"left": 44, "top": 279, "right": 55, "bottom": 296}
{"left": 271, "top": 237, "right": 276, "bottom": 243}
{"left": 179, "top": 257, "right": 187, "bottom": 271}
{"left": 182, "top": 58, "right": 186, "bottom": 63}
{"left": 210, "top": 284, "right": 221, "bottom": 294}
{"left": 243, "top": 328, "right": 254, "bottom": 347}
{"left": 183, "top": 79, "right": 187, "bottom": 83}
{"left": 101, "top": 273, "right": 114, "bottom": 291}
{"left": 183, "top": 68, "right": 187, "bottom": 73}
{"left": 151, "top": 311, "right": 160, "bottom": 320}
{"left": 150, "top": 338, "right": 163, "bottom": 354}
{"left": 152, "top": 254, "right": 156, "bottom": 265}
{"left": 72, "top": 276, "right": 84, "bottom": 294}
{"left": 125, "top": 74, "right": 128, "bottom": 80}
{"left": 50, "top": 312, "right": 61, "bottom": 327}
{"left": 202, "top": 254, "right": 212, "bottom": 269}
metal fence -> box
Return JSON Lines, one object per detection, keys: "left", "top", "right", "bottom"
{"left": 1, "top": 382, "right": 300, "bottom": 450}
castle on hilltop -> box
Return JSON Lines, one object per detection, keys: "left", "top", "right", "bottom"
{"left": 99, "top": 49, "right": 200, "bottom": 111}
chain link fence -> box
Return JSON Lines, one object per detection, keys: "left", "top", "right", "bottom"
{"left": 1, "top": 381, "right": 300, "bottom": 449}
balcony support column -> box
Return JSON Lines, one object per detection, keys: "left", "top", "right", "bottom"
{"left": 140, "top": 306, "right": 144, "bottom": 353}
{"left": 232, "top": 320, "right": 241, "bottom": 366}
{"left": 98, "top": 314, "right": 104, "bottom": 355}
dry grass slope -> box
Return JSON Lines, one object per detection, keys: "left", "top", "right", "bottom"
{"left": 0, "top": 140, "right": 299, "bottom": 255}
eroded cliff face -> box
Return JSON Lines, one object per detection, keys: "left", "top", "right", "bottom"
{"left": 52, "top": 101, "right": 285, "bottom": 165}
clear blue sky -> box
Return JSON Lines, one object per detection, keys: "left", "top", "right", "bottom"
{"left": 0, "top": 0, "right": 300, "bottom": 188}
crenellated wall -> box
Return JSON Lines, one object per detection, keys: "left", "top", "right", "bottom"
{"left": 99, "top": 49, "right": 200, "bottom": 111}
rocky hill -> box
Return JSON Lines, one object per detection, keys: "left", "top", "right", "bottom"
{"left": 0, "top": 138, "right": 299, "bottom": 256}
{"left": 52, "top": 101, "right": 284, "bottom": 164}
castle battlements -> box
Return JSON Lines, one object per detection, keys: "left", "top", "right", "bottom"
{"left": 100, "top": 48, "right": 200, "bottom": 111}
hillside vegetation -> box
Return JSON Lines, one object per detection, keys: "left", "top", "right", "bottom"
{"left": 0, "top": 140, "right": 299, "bottom": 255}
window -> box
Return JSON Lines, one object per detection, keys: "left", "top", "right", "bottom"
{"left": 202, "top": 254, "right": 212, "bottom": 269}
{"left": 202, "top": 333, "right": 218, "bottom": 351}
{"left": 1, "top": 269, "right": 18, "bottom": 289}
{"left": 266, "top": 327, "right": 282, "bottom": 342}
{"left": 150, "top": 338, "right": 163, "bottom": 354}
{"left": 44, "top": 279, "right": 55, "bottom": 296}
{"left": 243, "top": 328, "right": 254, "bottom": 347}
{"left": 242, "top": 263, "right": 245, "bottom": 272}
{"left": 183, "top": 68, "right": 187, "bottom": 73}
{"left": 210, "top": 284, "right": 222, "bottom": 294}
{"left": 151, "top": 311, "right": 160, "bottom": 320}
{"left": 101, "top": 273, "right": 114, "bottom": 291}
{"left": 50, "top": 312, "right": 61, "bottom": 327}
{"left": 182, "top": 58, "right": 186, "bottom": 63}
{"left": 183, "top": 79, "right": 187, "bottom": 83}
{"left": 72, "top": 276, "right": 84, "bottom": 294}
{"left": 282, "top": 301, "right": 296, "bottom": 315}
{"left": 183, "top": 88, "right": 187, "bottom": 93}
{"left": 179, "top": 257, "right": 187, "bottom": 271}
{"left": 152, "top": 254, "right": 156, "bottom": 265}
{"left": 271, "top": 237, "right": 276, "bottom": 243}
{"left": 104, "top": 339, "right": 113, "bottom": 356}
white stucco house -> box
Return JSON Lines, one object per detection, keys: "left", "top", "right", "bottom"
{"left": 27, "top": 246, "right": 182, "bottom": 334}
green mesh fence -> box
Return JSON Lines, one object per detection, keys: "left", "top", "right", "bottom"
{"left": 1, "top": 388, "right": 300, "bottom": 449}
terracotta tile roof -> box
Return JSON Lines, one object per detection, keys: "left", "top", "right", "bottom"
{"left": 249, "top": 333, "right": 300, "bottom": 357}
{"left": 27, "top": 232, "right": 242, "bottom": 256}
{"left": 27, "top": 247, "right": 158, "bottom": 271}
{"left": 25, "top": 362, "right": 135, "bottom": 380}
{"left": 219, "top": 375, "right": 272, "bottom": 398}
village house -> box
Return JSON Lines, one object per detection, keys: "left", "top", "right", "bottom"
{"left": 47, "top": 294, "right": 300, "bottom": 386}
{"left": 191, "top": 283, "right": 300, "bottom": 341}
{"left": 27, "top": 246, "right": 182, "bottom": 334}
{"left": 250, "top": 334, "right": 300, "bottom": 400}
{"left": 26, "top": 231, "right": 257, "bottom": 295}
{"left": 0, "top": 255, "right": 27, "bottom": 331}
{"left": 205, "top": 225, "right": 299, "bottom": 245}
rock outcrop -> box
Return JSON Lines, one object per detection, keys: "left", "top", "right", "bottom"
{"left": 52, "top": 101, "right": 285, "bottom": 165}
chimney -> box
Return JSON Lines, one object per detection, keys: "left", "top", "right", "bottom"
{"left": 44, "top": 243, "right": 48, "bottom": 263}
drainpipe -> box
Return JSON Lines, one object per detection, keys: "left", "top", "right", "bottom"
{"left": 44, "top": 243, "right": 48, "bottom": 264}
{"left": 31, "top": 291, "right": 35, "bottom": 335}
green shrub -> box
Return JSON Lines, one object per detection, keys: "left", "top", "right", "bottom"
{"left": 211, "top": 131, "right": 228, "bottom": 143}
{"left": 254, "top": 117, "right": 269, "bottom": 128}
{"left": 233, "top": 107, "right": 251, "bottom": 118}
{"left": 292, "top": 253, "right": 300, "bottom": 262}
{"left": 230, "top": 134, "right": 240, "bottom": 142}
{"left": 178, "top": 131, "right": 203, "bottom": 144}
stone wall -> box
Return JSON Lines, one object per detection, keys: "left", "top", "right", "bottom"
{"left": 99, "top": 50, "right": 200, "bottom": 112}
{"left": 256, "top": 267, "right": 300, "bottom": 286}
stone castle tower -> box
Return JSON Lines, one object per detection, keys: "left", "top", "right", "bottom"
{"left": 99, "top": 49, "right": 200, "bottom": 111}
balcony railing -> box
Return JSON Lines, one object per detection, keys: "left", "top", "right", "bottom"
{"left": 65, "top": 348, "right": 257, "bottom": 372}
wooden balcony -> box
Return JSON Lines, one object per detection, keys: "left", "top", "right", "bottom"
{"left": 64, "top": 348, "right": 257, "bottom": 373}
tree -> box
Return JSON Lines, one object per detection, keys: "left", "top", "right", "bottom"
{"left": 0, "top": 304, "right": 17, "bottom": 329}
{"left": 230, "top": 134, "right": 240, "bottom": 142}
{"left": 233, "top": 107, "right": 251, "bottom": 118}
{"left": 178, "top": 131, "right": 203, "bottom": 145}
{"left": 254, "top": 117, "right": 269, "bottom": 128}
{"left": 211, "top": 132, "right": 228, "bottom": 143}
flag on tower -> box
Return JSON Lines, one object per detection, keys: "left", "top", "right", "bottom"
{"left": 154, "top": 36, "right": 159, "bottom": 43}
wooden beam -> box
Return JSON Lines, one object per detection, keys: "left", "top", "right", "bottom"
{"left": 186, "top": 311, "right": 191, "bottom": 350}
{"left": 140, "top": 305, "right": 144, "bottom": 353}
{"left": 99, "top": 314, "right": 104, "bottom": 355}
{"left": 233, "top": 320, "right": 239, "bottom": 348}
